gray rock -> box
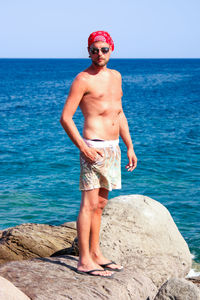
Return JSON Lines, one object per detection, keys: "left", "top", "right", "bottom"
{"left": 100, "top": 195, "right": 192, "bottom": 287}
{"left": 0, "top": 223, "right": 76, "bottom": 264}
{"left": 0, "top": 275, "right": 30, "bottom": 300}
{"left": 0, "top": 255, "right": 157, "bottom": 300}
{"left": 154, "top": 278, "right": 200, "bottom": 300}
{"left": 61, "top": 221, "right": 77, "bottom": 230}
{"left": 187, "top": 261, "right": 200, "bottom": 289}
{"left": 187, "top": 275, "right": 200, "bottom": 289}
{"left": 0, "top": 194, "right": 193, "bottom": 299}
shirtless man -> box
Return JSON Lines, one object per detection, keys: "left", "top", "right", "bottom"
{"left": 60, "top": 31, "right": 137, "bottom": 278}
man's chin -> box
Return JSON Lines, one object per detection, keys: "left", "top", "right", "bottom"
{"left": 93, "top": 60, "right": 108, "bottom": 67}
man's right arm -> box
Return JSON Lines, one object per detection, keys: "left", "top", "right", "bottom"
{"left": 60, "top": 74, "right": 87, "bottom": 151}
{"left": 60, "top": 74, "right": 103, "bottom": 162}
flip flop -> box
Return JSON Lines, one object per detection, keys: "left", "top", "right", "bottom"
{"left": 100, "top": 261, "right": 123, "bottom": 272}
{"left": 76, "top": 269, "right": 114, "bottom": 278}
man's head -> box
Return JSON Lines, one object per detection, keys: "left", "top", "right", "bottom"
{"left": 88, "top": 31, "right": 114, "bottom": 67}
{"left": 88, "top": 31, "right": 114, "bottom": 51}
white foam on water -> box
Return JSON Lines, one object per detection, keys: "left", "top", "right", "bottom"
{"left": 186, "top": 269, "right": 200, "bottom": 278}
{"left": 122, "top": 73, "right": 190, "bottom": 87}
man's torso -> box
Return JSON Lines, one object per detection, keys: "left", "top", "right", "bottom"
{"left": 79, "top": 68, "right": 123, "bottom": 140}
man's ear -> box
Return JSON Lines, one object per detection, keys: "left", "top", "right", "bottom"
{"left": 87, "top": 47, "right": 91, "bottom": 58}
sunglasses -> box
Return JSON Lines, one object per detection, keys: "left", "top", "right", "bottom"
{"left": 89, "top": 47, "right": 110, "bottom": 55}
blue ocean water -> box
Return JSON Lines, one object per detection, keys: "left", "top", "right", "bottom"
{"left": 0, "top": 58, "right": 200, "bottom": 262}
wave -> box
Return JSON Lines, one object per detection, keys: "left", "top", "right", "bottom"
{"left": 186, "top": 269, "right": 200, "bottom": 278}
{"left": 122, "top": 73, "right": 191, "bottom": 87}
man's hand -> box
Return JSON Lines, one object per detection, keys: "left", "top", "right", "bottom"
{"left": 125, "top": 148, "right": 137, "bottom": 172}
{"left": 81, "top": 146, "right": 104, "bottom": 163}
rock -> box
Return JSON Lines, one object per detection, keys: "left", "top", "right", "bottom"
{"left": 187, "top": 261, "right": 200, "bottom": 289}
{"left": 100, "top": 195, "right": 192, "bottom": 287}
{"left": 0, "top": 194, "right": 193, "bottom": 297}
{"left": 0, "top": 223, "right": 76, "bottom": 264}
{"left": 0, "top": 275, "right": 30, "bottom": 300}
{"left": 154, "top": 278, "right": 200, "bottom": 300}
{"left": 187, "top": 275, "right": 200, "bottom": 289}
{"left": 0, "top": 255, "right": 158, "bottom": 300}
{"left": 61, "top": 221, "right": 77, "bottom": 230}
{"left": 51, "top": 237, "right": 79, "bottom": 257}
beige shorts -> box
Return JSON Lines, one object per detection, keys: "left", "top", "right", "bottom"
{"left": 79, "top": 139, "right": 121, "bottom": 191}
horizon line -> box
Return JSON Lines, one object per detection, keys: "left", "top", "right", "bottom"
{"left": 0, "top": 57, "right": 200, "bottom": 60}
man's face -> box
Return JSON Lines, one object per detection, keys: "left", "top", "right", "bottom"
{"left": 88, "top": 41, "right": 112, "bottom": 67}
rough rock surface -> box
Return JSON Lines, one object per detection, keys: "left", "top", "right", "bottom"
{"left": 0, "top": 223, "right": 76, "bottom": 264}
{"left": 100, "top": 195, "right": 192, "bottom": 287}
{"left": 188, "top": 276, "right": 200, "bottom": 289}
{"left": 154, "top": 278, "right": 200, "bottom": 300}
{"left": 61, "top": 221, "right": 77, "bottom": 230}
{"left": 0, "top": 275, "right": 31, "bottom": 300}
{"left": 0, "top": 255, "right": 157, "bottom": 300}
{"left": 0, "top": 194, "right": 193, "bottom": 299}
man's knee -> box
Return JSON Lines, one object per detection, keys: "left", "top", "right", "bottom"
{"left": 81, "top": 190, "right": 99, "bottom": 212}
{"left": 98, "top": 188, "right": 109, "bottom": 210}
{"left": 98, "top": 198, "right": 108, "bottom": 210}
{"left": 82, "top": 200, "right": 99, "bottom": 213}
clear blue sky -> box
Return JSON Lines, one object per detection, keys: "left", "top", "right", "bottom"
{"left": 0, "top": 0, "right": 200, "bottom": 58}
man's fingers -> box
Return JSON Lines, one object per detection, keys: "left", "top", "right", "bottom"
{"left": 125, "top": 163, "right": 132, "bottom": 170}
{"left": 82, "top": 147, "right": 104, "bottom": 163}
{"left": 86, "top": 149, "right": 104, "bottom": 162}
{"left": 96, "top": 149, "right": 104, "bottom": 157}
{"left": 126, "top": 160, "right": 137, "bottom": 172}
{"left": 130, "top": 164, "right": 136, "bottom": 172}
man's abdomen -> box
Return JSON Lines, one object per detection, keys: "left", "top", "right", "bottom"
{"left": 83, "top": 116, "right": 120, "bottom": 140}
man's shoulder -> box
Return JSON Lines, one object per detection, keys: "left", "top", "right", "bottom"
{"left": 72, "top": 70, "right": 91, "bottom": 87}
{"left": 109, "top": 69, "right": 122, "bottom": 79}
{"left": 75, "top": 70, "right": 90, "bottom": 82}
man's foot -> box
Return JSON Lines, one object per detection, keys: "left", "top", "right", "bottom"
{"left": 76, "top": 268, "right": 114, "bottom": 278}
{"left": 77, "top": 259, "right": 114, "bottom": 277}
{"left": 90, "top": 252, "right": 123, "bottom": 271}
{"left": 100, "top": 261, "right": 123, "bottom": 272}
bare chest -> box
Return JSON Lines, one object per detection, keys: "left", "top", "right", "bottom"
{"left": 89, "top": 76, "right": 121, "bottom": 98}
{"left": 81, "top": 76, "right": 122, "bottom": 113}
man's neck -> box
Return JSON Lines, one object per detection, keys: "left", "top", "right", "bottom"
{"left": 90, "top": 63, "right": 108, "bottom": 73}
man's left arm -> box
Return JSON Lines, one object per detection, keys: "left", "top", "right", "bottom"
{"left": 119, "top": 111, "right": 137, "bottom": 172}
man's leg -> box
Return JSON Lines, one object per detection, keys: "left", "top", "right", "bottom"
{"left": 90, "top": 188, "right": 123, "bottom": 270}
{"left": 76, "top": 188, "right": 113, "bottom": 276}
{"left": 89, "top": 188, "right": 108, "bottom": 256}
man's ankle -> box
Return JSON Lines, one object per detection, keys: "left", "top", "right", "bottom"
{"left": 78, "top": 254, "right": 92, "bottom": 265}
{"left": 90, "top": 249, "right": 101, "bottom": 258}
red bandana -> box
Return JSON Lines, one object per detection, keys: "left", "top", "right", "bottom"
{"left": 88, "top": 31, "right": 114, "bottom": 51}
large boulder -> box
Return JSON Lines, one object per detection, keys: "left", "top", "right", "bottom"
{"left": 0, "top": 194, "right": 193, "bottom": 298}
{"left": 0, "top": 223, "right": 76, "bottom": 264}
{"left": 154, "top": 278, "right": 200, "bottom": 300}
{"left": 100, "top": 195, "right": 192, "bottom": 287}
{"left": 188, "top": 275, "right": 200, "bottom": 289}
{"left": 0, "top": 276, "right": 30, "bottom": 300}
{"left": 0, "top": 255, "right": 158, "bottom": 300}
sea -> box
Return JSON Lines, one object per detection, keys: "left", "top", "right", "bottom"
{"left": 0, "top": 58, "right": 200, "bottom": 266}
